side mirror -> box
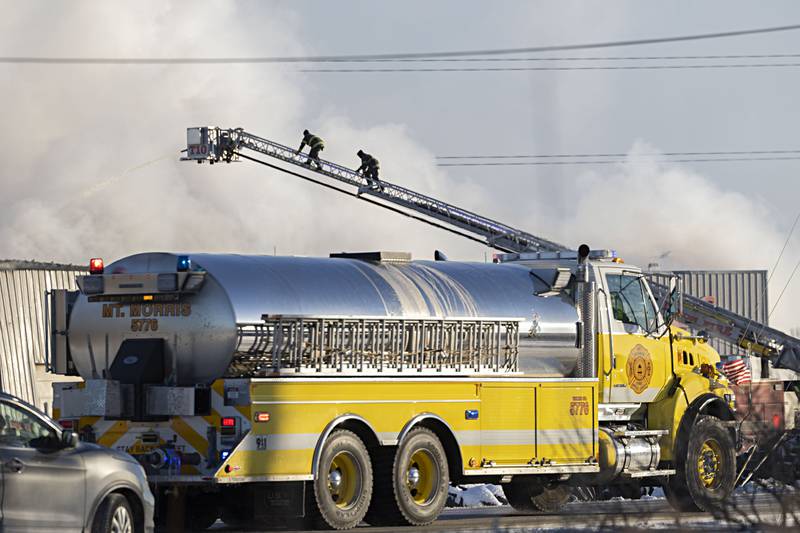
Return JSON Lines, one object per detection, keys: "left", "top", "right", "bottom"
{"left": 61, "top": 431, "right": 78, "bottom": 449}
{"left": 656, "top": 275, "right": 683, "bottom": 326}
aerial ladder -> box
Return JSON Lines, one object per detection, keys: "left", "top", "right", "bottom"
{"left": 651, "top": 285, "right": 800, "bottom": 374}
{"left": 183, "top": 127, "right": 567, "bottom": 254}
{"left": 182, "top": 126, "right": 800, "bottom": 376}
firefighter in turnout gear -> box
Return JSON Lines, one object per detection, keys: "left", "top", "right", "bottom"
{"left": 356, "top": 149, "right": 381, "bottom": 191}
{"left": 297, "top": 129, "right": 325, "bottom": 169}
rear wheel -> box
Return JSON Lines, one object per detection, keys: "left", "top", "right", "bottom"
{"left": 665, "top": 415, "right": 735, "bottom": 512}
{"left": 391, "top": 428, "right": 450, "bottom": 526}
{"left": 531, "top": 485, "right": 571, "bottom": 512}
{"left": 312, "top": 429, "right": 373, "bottom": 530}
{"left": 366, "top": 428, "right": 450, "bottom": 526}
{"left": 503, "top": 479, "right": 569, "bottom": 514}
{"left": 502, "top": 478, "right": 542, "bottom": 513}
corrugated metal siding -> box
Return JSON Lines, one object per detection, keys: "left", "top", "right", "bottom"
{"left": 0, "top": 265, "right": 84, "bottom": 404}
{"left": 651, "top": 270, "right": 768, "bottom": 356}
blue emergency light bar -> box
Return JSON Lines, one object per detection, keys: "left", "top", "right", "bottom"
{"left": 177, "top": 255, "right": 191, "bottom": 272}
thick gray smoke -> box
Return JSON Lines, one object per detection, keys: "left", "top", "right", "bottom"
{"left": 1, "top": 2, "right": 797, "bottom": 330}
{"left": 0, "top": 1, "right": 487, "bottom": 263}
{"left": 548, "top": 142, "right": 796, "bottom": 330}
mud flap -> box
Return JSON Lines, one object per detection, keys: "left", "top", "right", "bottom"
{"left": 252, "top": 482, "right": 307, "bottom": 519}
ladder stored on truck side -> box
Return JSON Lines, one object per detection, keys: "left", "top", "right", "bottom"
{"left": 181, "top": 126, "right": 800, "bottom": 374}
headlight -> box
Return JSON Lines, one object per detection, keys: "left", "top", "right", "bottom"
{"left": 724, "top": 393, "right": 735, "bottom": 408}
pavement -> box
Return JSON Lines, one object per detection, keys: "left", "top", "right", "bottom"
{"left": 207, "top": 493, "right": 800, "bottom": 532}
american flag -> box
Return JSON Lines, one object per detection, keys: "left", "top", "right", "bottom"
{"left": 721, "top": 357, "right": 752, "bottom": 385}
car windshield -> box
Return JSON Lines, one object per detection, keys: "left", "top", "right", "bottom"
{"left": 0, "top": 400, "right": 58, "bottom": 448}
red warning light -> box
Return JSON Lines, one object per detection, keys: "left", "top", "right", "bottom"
{"left": 255, "top": 412, "right": 270, "bottom": 423}
{"left": 221, "top": 417, "right": 236, "bottom": 428}
{"left": 89, "top": 258, "right": 104, "bottom": 274}
{"left": 773, "top": 414, "right": 782, "bottom": 430}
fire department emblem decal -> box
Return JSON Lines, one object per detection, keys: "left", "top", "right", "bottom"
{"left": 626, "top": 344, "right": 653, "bottom": 394}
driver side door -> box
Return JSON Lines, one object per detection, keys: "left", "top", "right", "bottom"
{"left": 0, "top": 400, "right": 86, "bottom": 532}
{"left": 600, "top": 269, "right": 669, "bottom": 404}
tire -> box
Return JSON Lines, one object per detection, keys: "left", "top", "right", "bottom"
{"left": 92, "top": 493, "right": 135, "bottom": 533}
{"left": 665, "top": 415, "right": 736, "bottom": 512}
{"left": 503, "top": 480, "right": 569, "bottom": 514}
{"left": 312, "top": 429, "right": 373, "bottom": 530}
{"left": 531, "top": 485, "right": 571, "bottom": 513}
{"left": 389, "top": 427, "right": 450, "bottom": 526}
{"left": 502, "top": 478, "right": 543, "bottom": 513}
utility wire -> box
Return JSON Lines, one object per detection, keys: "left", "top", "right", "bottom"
{"left": 3, "top": 23, "right": 800, "bottom": 64}
{"left": 347, "top": 53, "right": 800, "bottom": 63}
{"left": 437, "top": 149, "right": 800, "bottom": 160}
{"left": 301, "top": 62, "right": 800, "bottom": 72}
{"left": 741, "top": 210, "right": 800, "bottom": 346}
{"left": 768, "top": 255, "right": 800, "bottom": 319}
{"left": 437, "top": 156, "right": 800, "bottom": 167}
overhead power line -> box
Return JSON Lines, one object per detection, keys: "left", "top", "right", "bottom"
{"left": 437, "top": 156, "right": 800, "bottom": 167}
{"left": 3, "top": 23, "right": 800, "bottom": 64}
{"left": 437, "top": 149, "right": 800, "bottom": 160}
{"left": 301, "top": 62, "right": 800, "bottom": 72}
{"left": 349, "top": 53, "right": 800, "bottom": 63}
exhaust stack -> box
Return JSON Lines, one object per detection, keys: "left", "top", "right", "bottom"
{"left": 576, "top": 244, "right": 596, "bottom": 378}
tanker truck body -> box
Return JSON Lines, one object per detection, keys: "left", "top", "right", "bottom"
{"left": 50, "top": 248, "right": 737, "bottom": 529}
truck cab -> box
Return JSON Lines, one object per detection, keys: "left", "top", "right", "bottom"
{"left": 497, "top": 248, "right": 736, "bottom": 509}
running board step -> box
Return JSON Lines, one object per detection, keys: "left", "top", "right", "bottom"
{"left": 621, "top": 468, "right": 675, "bottom": 479}
{"left": 613, "top": 429, "right": 669, "bottom": 438}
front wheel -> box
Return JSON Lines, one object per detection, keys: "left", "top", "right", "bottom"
{"left": 92, "top": 493, "right": 134, "bottom": 533}
{"left": 665, "top": 415, "right": 736, "bottom": 512}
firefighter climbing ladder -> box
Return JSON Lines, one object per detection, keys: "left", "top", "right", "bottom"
{"left": 182, "top": 126, "right": 800, "bottom": 373}
{"left": 183, "top": 127, "right": 568, "bottom": 253}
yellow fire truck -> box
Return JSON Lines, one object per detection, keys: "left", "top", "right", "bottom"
{"left": 48, "top": 129, "right": 744, "bottom": 530}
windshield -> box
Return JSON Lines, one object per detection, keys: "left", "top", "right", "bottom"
{"left": 607, "top": 273, "right": 659, "bottom": 333}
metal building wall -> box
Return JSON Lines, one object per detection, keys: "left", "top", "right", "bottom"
{"left": 650, "top": 270, "right": 768, "bottom": 356}
{"left": 0, "top": 261, "right": 85, "bottom": 405}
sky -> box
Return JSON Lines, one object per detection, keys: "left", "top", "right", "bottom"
{"left": 1, "top": 1, "right": 800, "bottom": 329}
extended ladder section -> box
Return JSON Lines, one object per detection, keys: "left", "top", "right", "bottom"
{"left": 183, "top": 127, "right": 567, "bottom": 253}
{"left": 650, "top": 283, "right": 800, "bottom": 373}
{"left": 232, "top": 315, "right": 522, "bottom": 376}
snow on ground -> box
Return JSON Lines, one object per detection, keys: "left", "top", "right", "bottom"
{"left": 447, "top": 484, "right": 507, "bottom": 507}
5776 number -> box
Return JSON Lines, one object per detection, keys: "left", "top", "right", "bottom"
{"left": 131, "top": 319, "right": 158, "bottom": 332}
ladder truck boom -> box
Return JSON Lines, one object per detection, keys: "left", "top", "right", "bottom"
{"left": 183, "top": 126, "right": 568, "bottom": 253}
{"left": 182, "top": 126, "right": 800, "bottom": 374}
{"left": 650, "top": 283, "right": 800, "bottom": 373}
